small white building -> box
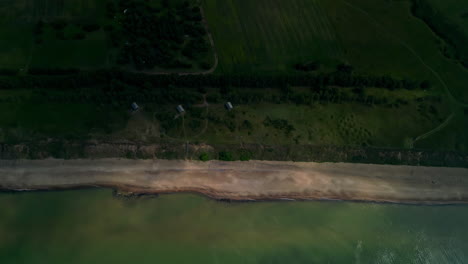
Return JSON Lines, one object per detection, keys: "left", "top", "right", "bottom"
{"left": 131, "top": 102, "right": 139, "bottom": 111}
{"left": 225, "top": 102, "right": 233, "bottom": 110}
{"left": 176, "top": 105, "right": 185, "bottom": 113}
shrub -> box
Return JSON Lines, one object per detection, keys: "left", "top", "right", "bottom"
{"left": 82, "top": 24, "right": 101, "bottom": 32}
{"left": 199, "top": 152, "right": 210, "bottom": 161}
{"left": 218, "top": 151, "right": 234, "bottom": 161}
{"left": 239, "top": 150, "right": 252, "bottom": 161}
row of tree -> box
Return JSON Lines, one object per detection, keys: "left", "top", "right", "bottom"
{"left": 0, "top": 69, "right": 430, "bottom": 92}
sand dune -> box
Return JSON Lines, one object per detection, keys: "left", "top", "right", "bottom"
{"left": 0, "top": 159, "right": 467, "bottom": 204}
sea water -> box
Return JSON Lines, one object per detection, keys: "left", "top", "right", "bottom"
{"left": 0, "top": 189, "right": 467, "bottom": 264}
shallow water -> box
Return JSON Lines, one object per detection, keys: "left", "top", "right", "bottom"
{"left": 0, "top": 189, "right": 467, "bottom": 264}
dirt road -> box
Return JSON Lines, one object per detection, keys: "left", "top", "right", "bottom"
{"left": 0, "top": 159, "right": 467, "bottom": 204}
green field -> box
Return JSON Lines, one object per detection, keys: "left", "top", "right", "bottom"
{"left": 201, "top": 0, "right": 343, "bottom": 73}
{"left": 0, "top": 89, "right": 127, "bottom": 142}
{"left": 155, "top": 87, "right": 454, "bottom": 150}
{"left": 415, "top": 108, "right": 468, "bottom": 153}
{"left": 0, "top": 83, "right": 451, "bottom": 155}
{"left": 202, "top": 0, "right": 468, "bottom": 102}
{"left": 198, "top": 0, "right": 468, "bottom": 152}
{"left": 426, "top": 0, "right": 468, "bottom": 37}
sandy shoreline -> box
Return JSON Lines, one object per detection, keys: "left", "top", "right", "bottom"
{"left": 0, "top": 159, "right": 467, "bottom": 204}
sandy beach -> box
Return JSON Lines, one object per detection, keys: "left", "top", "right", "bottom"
{"left": 0, "top": 159, "right": 467, "bottom": 204}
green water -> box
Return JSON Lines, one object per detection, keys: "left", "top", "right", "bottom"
{"left": 0, "top": 189, "right": 467, "bottom": 264}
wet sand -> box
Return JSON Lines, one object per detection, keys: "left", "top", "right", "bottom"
{"left": 0, "top": 159, "right": 467, "bottom": 204}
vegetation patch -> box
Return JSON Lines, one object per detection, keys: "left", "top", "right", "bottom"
{"left": 109, "top": 0, "right": 212, "bottom": 70}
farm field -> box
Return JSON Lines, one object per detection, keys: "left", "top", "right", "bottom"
{"left": 201, "top": 0, "right": 343, "bottom": 74}
{"left": 202, "top": 0, "right": 468, "bottom": 103}
{"left": 201, "top": 0, "right": 468, "bottom": 153}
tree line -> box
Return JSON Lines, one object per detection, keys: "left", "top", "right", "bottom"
{"left": 0, "top": 68, "right": 430, "bottom": 92}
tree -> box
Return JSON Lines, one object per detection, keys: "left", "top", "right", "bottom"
{"left": 420, "top": 80, "right": 431, "bottom": 90}
{"left": 336, "top": 63, "right": 354, "bottom": 74}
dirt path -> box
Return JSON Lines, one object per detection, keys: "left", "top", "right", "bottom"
{"left": 1, "top": 159, "right": 467, "bottom": 204}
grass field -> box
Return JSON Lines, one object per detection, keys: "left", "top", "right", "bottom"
{"left": 0, "top": 84, "right": 450, "bottom": 153}
{"left": 426, "top": 0, "right": 468, "bottom": 37}
{"left": 0, "top": 89, "right": 127, "bottom": 142}
{"left": 202, "top": 0, "right": 468, "bottom": 102}
{"left": 202, "top": 0, "right": 343, "bottom": 73}
{"left": 415, "top": 109, "right": 468, "bottom": 152}
{"left": 156, "top": 88, "right": 450, "bottom": 149}
{"left": 200, "top": 0, "right": 468, "bottom": 152}
{"left": 422, "top": 0, "right": 468, "bottom": 67}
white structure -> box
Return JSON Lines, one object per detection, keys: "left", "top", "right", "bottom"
{"left": 176, "top": 105, "right": 185, "bottom": 113}
{"left": 131, "top": 102, "right": 139, "bottom": 111}
{"left": 225, "top": 102, "right": 233, "bottom": 110}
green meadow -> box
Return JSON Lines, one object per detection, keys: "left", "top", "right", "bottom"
{"left": 199, "top": 0, "right": 468, "bottom": 151}
{"left": 0, "top": 84, "right": 451, "bottom": 154}
{"left": 202, "top": 0, "right": 468, "bottom": 102}
{"left": 201, "top": 0, "right": 343, "bottom": 73}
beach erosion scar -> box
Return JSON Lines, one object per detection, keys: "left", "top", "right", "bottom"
{"left": 0, "top": 159, "right": 467, "bottom": 204}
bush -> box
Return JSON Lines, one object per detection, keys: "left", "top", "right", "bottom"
{"left": 420, "top": 80, "right": 431, "bottom": 90}
{"left": 50, "top": 20, "right": 68, "bottom": 30}
{"left": 294, "top": 61, "right": 320, "bottom": 72}
{"left": 219, "top": 151, "right": 234, "bottom": 161}
{"left": 82, "top": 24, "right": 101, "bottom": 32}
{"left": 28, "top": 68, "right": 80, "bottom": 75}
{"left": 73, "top": 33, "right": 86, "bottom": 40}
{"left": 0, "top": 69, "right": 18, "bottom": 76}
{"left": 199, "top": 152, "right": 210, "bottom": 161}
{"left": 336, "top": 63, "right": 354, "bottom": 74}
{"left": 239, "top": 150, "right": 252, "bottom": 161}
{"left": 199, "top": 62, "right": 211, "bottom": 70}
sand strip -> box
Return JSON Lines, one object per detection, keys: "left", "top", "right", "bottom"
{"left": 0, "top": 159, "right": 467, "bottom": 204}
